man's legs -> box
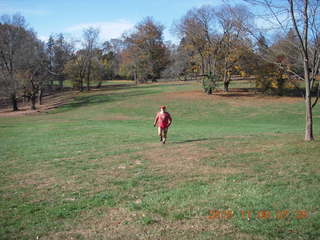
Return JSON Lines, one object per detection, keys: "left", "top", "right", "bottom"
{"left": 158, "top": 127, "right": 163, "bottom": 142}
{"left": 162, "top": 128, "right": 168, "bottom": 144}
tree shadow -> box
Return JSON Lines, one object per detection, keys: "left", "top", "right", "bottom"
{"left": 88, "top": 82, "right": 186, "bottom": 91}
{"left": 51, "top": 89, "right": 160, "bottom": 113}
{"left": 214, "top": 88, "right": 257, "bottom": 97}
{"left": 214, "top": 87, "right": 307, "bottom": 98}
{"left": 49, "top": 82, "right": 193, "bottom": 113}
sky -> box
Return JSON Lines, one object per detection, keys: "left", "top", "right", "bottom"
{"left": 0, "top": 0, "right": 248, "bottom": 44}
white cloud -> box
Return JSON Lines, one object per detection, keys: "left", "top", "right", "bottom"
{"left": 65, "top": 20, "right": 135, "bottom": 42}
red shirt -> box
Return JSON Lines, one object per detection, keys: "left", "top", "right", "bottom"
{"left": 154, "top": 112, "right": 172, "bottom": 128}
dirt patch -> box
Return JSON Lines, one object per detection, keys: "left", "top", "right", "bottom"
{"left": 213, "top": 141, "right": 276, "bottom": 156}
{"left": 92, "top": 139, "right": 272, "bottom": 184}
{"left": 2, "top": 168, "right": 80, "bottom": 202}
{"left": 46, "top": 207, "right": 235, "bottom": 240}
{"left": 139, "top": 142, "right": 244, "bottom": 178}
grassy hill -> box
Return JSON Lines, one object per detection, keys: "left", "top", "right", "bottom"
{"left": 0, "top": 81, "right": 320, "bottom": 239}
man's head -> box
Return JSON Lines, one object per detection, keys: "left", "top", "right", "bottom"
{"left": 160, "top": 105, "right": 166, "bottom": 113}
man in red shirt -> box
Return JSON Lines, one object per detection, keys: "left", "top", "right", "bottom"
{"left": 153, "top": 106, "right": 172, "bottom": 144}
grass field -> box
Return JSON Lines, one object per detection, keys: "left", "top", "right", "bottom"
{"left": 0, "top": 81, "right": 320, "bottom": 240}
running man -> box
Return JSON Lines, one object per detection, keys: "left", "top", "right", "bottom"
{"left": 153, "top": 106, "right": 172, "bottom": 144}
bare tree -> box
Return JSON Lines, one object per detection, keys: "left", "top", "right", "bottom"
{"left": 0, "top": 14, "right": 31, "bottom": 111}
{"left": 174, "top": 6, "right": 217, "bottom": 77}
{"left": 21, "top": 35, "right": 48, "bottom": 110}
{"left": 83, "top": 27, "right": 100, "bottom": 91}
{"left": 64, "top": 49, "right": 87, "bottom": 91}
{"left": 46, "top": 34, "right": 75, "bottom": 91}
{"left": 215, "top": 4, "right": 253, "bottom": 91}
{"left": 174, "top": 4, "right": 253, "bottom": 92}
{"left": 101, "top": 39, "right": 125, "bottom": 80}
{"left": 244, "top": 0, "right": 320, "bottom": 141}
{"left": 46, "top": 35, "right": 55, "bottom": 91}
{"left": 64, "top": 27, "right": 100, "bottom": 91}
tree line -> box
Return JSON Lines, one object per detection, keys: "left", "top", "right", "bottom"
{"left": 0, "top": 0, "right": 319, "bottom": 140}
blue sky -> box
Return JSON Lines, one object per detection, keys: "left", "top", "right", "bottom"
{"left": 0, "top": 0, "right": 247, "bottom": 43}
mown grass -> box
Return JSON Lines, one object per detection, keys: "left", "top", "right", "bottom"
{"left": 0, "top": 81, "right": 319, "bottom": 239}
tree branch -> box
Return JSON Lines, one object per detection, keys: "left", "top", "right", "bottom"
{"left": 288, "top": 0, "right": 307, "bottom": 54}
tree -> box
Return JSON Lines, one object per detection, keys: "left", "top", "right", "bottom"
{"left": 101, "top": 39, "right": 124, "bottom": 80}
{"left": 164, "top": 38, "right": 201, "bottom": 80}
{"left": 82, "top": 27, "right": 100, "bottom": 90}
{"left": 46, "top": 35, "right": 55, "bottom": 90}
{"left": 252, "top": 30, "right": 303, "bottom": 95}
{"left": 64, "top": 50, "right": 87, "bottom": 91}
{"left": 215, "top": 4, "right": 253, "bottom": 91}
{"left": 245, "top": 0, "right": 320, "bottom": 141}
{"left": 46, "top": 33, "right": 74, "bottom": 90}
{"left": 64, "top": 27, "right": 100, "bottom": 91}
{"left": 174, "top": 6, "right": 217, "bottom": 77}
{"left": 0, "top": 14, "right": 31, "bottom": 111}
{"left": 124, "top": 17, "right": 170, "bottom": 83}
{"left": 174, "top": 4, "right": 253, "bottom": 93}
{"left": 21, "top": 39, "right": 48, "bottom": 110}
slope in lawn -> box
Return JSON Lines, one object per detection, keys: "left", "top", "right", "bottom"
{"left": 0, "top": 81, "right": 319, "bottom": 240}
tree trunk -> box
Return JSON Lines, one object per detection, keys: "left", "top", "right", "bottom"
{"left": 134, "top": 69, "right": 138, "bottom": 85}
{"left": 96, "top": 81, "right": 102, "bottom": 88}
{"left": 223, "top": 60, "right": 230, "bottom": 92}
{"left": 302, "top": 1, "right": 313, "bottom": 141}
{"left": 86, "top": 71, "right": 91, "bottom": 91}
{"left": 86, "top": 61, "right": 92, "bottom": 91}
{"left": 38, "top": 89, "right": 43, "bottom": 105}
{"left": 11, "top": 93, "right": 18, "bottom": 111}
{"left": 200, "top": 55, "right": 205, "bottom": 76}
{"left": 304, "top": 68, "right": 314, "bottom": 141}
{"left": 224, "top": 81, "right": 230, "bottom": 92}
{"left": 305, "top": 96, "right": 313, "bottom": 141}
{"left": 86, "top": 78, "right": 90, "bottom": 91}
{"left": 59, "top": 78, "right": 63, "bottom": 90}
{"left": 202, "top": 77, "right": 206, "bottom": 93}
{"left": 223, "top": 71, "right": 230, "bottom": 92}
{"left": 79, "top": 77, "right": 84, "bottom": 92}
{"left": 208, "top": 54, "right": 212, "bottom": 74}
{"left": 31, "top": 94, "right": 36, "bottom": 110}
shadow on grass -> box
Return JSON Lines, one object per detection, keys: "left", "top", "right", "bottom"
{"left": 213, "top": 88, "right": 257, "bottom": 98}
{"left": 89, "top": 82, "right": 187, "bottom": 91}
{"left": 214, "top": 87, "right": 307, "bottom": 98}
{"left": 50, "top": 82, "right": 194, "bottom": 114}
{"left": 51, "top": 88, "right": 163, "bottom": 113}
{"left": 135, "top": 82, "right": 191, "bottom": 89}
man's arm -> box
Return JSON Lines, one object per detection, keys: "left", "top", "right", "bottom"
{"left": 153, "top": 113, "right": 159, "bottom": 127}
{"left": 167, "top": 113, "right": 172, "bottom": 127}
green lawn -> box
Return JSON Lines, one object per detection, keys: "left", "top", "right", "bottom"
{"left": 0, "top": 81, "right": 320, "bottom": 239}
